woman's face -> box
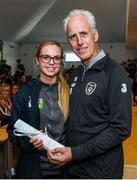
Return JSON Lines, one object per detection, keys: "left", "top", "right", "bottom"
{"left": 12, "top": 85, "right": 19, "bottom": 96}
{"left": 36, "top": 44, "right": 62, "bottom": 83}
{"left": 1, "top": 86, "right": 10, "bottom": 99}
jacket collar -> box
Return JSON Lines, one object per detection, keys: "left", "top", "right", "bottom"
{"left": 85, "top": 55, "right": 111, "bottom": 72}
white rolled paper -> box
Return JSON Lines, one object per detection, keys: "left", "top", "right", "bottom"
{"left": 14, "top": 119, "right": 64, "bottom": 151}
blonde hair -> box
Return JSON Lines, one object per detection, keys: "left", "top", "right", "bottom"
{"left": 0, "top": 83, "right": 11, "bottom": 100}
{"left": 0, "top": 83, "right": 12, "bottom": 116}
{"left": 35, "top": 40, "right": 64, "bottom": 58}
{"left": 35, "top": 40, "right": 69, "bottom": 121}
{"left": 58, "top": 73, "right": 69, "bottom": 121}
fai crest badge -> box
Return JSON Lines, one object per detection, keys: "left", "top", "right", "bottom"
{"left": 85, "top": 82, "right": 96, "bottom": 95}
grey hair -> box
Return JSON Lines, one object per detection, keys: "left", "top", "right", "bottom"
{"left": 63, "top": 9, "right": 96, "bottom": 32}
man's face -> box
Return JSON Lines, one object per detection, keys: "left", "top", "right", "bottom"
{"left": 67, "top": 15, "right": 99, "bottom": 65}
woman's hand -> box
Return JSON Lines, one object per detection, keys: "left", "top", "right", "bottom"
{"left": 29, "top": 129, "right": 44, "bottom": 150}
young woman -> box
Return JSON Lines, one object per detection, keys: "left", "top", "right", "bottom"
{"left": 7, "top": 40, "right": 69, "bottom": 179}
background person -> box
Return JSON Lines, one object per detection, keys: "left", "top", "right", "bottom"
{"left": 10, "top": 83, "right": 20, "bottom": 101}
{"left": 0, "top": 83, "right": 11, "bottom": 127}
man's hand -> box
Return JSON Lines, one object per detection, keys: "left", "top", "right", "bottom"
{"left": 47, "top": 147, "right": 72, "bottom": 165}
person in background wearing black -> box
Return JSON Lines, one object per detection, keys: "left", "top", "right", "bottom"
{"left": 48, "top": 9, "right": 132, "bottom": 179}
{"left": 13, "top": 59, "right": 25, "bottom": 84}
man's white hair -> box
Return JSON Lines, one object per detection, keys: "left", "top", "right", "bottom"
{"left": 63, "top": 9, "right": 96, "bottom": 32}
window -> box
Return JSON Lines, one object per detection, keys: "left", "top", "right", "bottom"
{"left": 65, "top": 52, "right": 80, "bottom": 62}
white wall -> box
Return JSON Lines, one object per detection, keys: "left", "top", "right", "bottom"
{"left": 4, "top": 42, "right": 136, "bottom": 78}
{"left": 2, "top": 39, "right": 137, "bottom": 77}
{"left": 20, "top": 43, "right": 38, "bottom": 78}
{"left": 99, "top": 43, "right": 137, "bottom": 62}
{"left": 2, "top": 40, "right": 137, "bottom": 79}
{"left": 3, "top": 41, "right": 20, "bottom": 75}
{"left": 62, "top": 42, "right": 137, "bottom": 63}
{"left": 63, "top": 42, "right": 137, "bottom": 69}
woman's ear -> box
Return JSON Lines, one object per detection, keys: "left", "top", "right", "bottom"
{"left": 93, "top": 30, "right": 99, "bottom": 42}
{"left": 35, "top": 57, "right": 39, "bottom": 66}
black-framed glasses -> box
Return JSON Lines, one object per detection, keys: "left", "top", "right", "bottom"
{"left": 39, "top": 55, "right": 63, "bottom": 64}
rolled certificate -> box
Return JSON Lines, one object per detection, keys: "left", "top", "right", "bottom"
{"left": 14, "top": 119, "right": 64, "bottom": 151}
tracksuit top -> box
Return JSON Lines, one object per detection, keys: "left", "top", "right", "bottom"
{"left": 7, "top": 79, "right": 65, "bottom": 178}
{"left": 67, "top": 55, "right": 132, "bottom": 178}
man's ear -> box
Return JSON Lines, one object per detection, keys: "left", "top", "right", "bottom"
{"left": 93, "top": 30, "right": 99, "bottom": 42}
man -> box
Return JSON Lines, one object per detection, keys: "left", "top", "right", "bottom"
{"left": 48, "top": 9, "right": 132, "bottom": 179}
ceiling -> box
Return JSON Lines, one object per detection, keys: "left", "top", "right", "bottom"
{"left": 0, "top": 0, "right": 136, "bottom": 48}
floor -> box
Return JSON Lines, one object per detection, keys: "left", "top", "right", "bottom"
{"left": 123, "top": 105, "right": 137, "bottom": 179}
{"left": 0, "top": 144, "right": 6, "bottom": 178}
{"left": 0, "top": 106, "right": 137, "bottom": 179}
{"left": 123, "top": 106, "right": 137, "bottom": 165}
{"left": 123, "top": 165, "right": 137, "bottom": 179}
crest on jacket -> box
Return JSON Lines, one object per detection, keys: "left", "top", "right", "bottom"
{"left": 85, "top": 82, "right": 96, "bottom": 95}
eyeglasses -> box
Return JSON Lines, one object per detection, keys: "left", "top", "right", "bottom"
{"left": 39, "top": 55, "right": 63, "bottom": 64}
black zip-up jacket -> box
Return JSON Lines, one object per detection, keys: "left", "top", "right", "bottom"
{"left": 7, "top": 79, "right": 65, "bottom": 178}
{"left": 67, "top": 55, "right": 132, "bottom": 179}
